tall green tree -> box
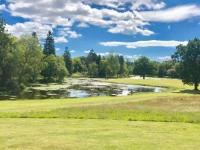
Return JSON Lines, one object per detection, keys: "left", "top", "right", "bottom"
{"left": 43, "top": 31, "right": 55, "bottom": 55}
{"left": 63, "top": 47, "right": 72, "bottom": 75}
{"left": 158, "top": 60, "right": 179, "bottom": 78}
{"left": 172, "top": 39, "right": 200, "bottom": 90}
{"left": 42, "top": 55, "right": 68, "bottom": 82}
{"left": 0, "top": 18, "right": 22, "bottom": 93}
{"left": 133, "top": 56, "right": 156, "bottom": 79}
{"left": 88, "top": 63, "right": 98, "bottom": 78}
{"left": 105, "top": 54, "right": 120, "bottom": 77}
{"left": 73, "top": 57, "right": 88, "bottom": 75}
{"left": 98, "top": 59, "right": 108, "bottom": 78}
{"left": 118, "top": 55, "right": 128, "bottom": 77}
{"left": 55, "top": 56, "right": 69, "bottom": 82}
{"left": 86, "top": 49, "right": 98, "bottom": 64}
{"left": 18, "top": 35, "right": 44, "bottom": 83}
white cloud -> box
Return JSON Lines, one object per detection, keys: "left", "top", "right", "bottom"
{"left": 5, "top": 0, "right": 158, "bottom": 36}
{"left": 85, "top": 0, "right": 165, "bottom": 11}
{"left": 70, "top": 50, "right": 76, "bottom": 53}
{"left": 158, "top": 56, "right": 171, "bottom": 61}
{"left": 131, "top": 0, "right": 166, "bottom": 10}
{"left": 58, "top": 27, "right": 82, "bottom": 39}
{"left": 124, "top": 54, "right": 142, "bottom": 61}
{"left": 56, "top": 48, "right": 61, "bottom": 51}
{"left": 141, "top": 5, "right": 200, "bottom": 23}
{"left": 77, "top": 22, "right": 89, "bottom": 28}
{"left": 100, "top": 40, "right": 188, "bottom": 49}
{"left": 6, "top": 22, "right": 52, "bottom": 39}
{"left": 54, "top": 36, "right": 68, "bottom": 43}
{"left": 97, "top": 52, "right": 110, "bottom": 56}
{"left": 84, "top": 50, "right": 91, "bottom": 54}
{"left": 67, "top": 31, "right": 82, "bottom": 38}
{"left": 4, "top": 0, "right": 200, "bottom": 40}
{"left": 0, "top": 4, "right": 6, "bottom": 11}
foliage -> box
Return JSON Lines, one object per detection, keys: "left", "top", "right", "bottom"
{"left": 133, "top": 56, "right": 157, "bottom": 79}
{"left": 88, "top": 62, "right": 98, "bottom": 77}
{"left": 0, "top": 18, "right": 24, "bottom": 93}
{"left": 43, "top": 31, "right": 55, "bottom": 55}
{"left": 98, "top": 59, "right": 108, "bottom": 78}
{"left": 158, "top": 60, "right": 179, "bottom": 78}
{"left": 63, "top": 47, "right": 73, "bottom": 75}
{"left": 55, "top": 56, "right": 69, "bottom": 82}
{"left": 173, "top": 38, "right": 200, "bottom": 90}
{"left": 18, "top": 35, "right": 43, "bottom": 83}
{"left": 73, "top": 57, "right": 88, "bottom": 74}
{"left": 86, "top": 49, "right": 98, "bottom": 64}
{"left": 118, "top": 55, "right": 129, "bottom": 77}
{"left": 105, "top": 54, "right": 120, "bottom": 77}
{"left": 42, "top": 55, "right": 68, "bottom": 82}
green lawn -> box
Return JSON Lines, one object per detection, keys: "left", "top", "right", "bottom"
{"left": 0, "top": 78, "right": 199, "bottom": 149}
{"left": 105, "top": 78, "right": 193, "bottom": 90}
{"left": 0, "top": 119, "right": 200, "bottom": 150}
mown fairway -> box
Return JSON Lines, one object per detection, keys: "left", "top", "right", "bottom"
{"left": 0, "top": 119, "right": 200, "bottom": 150}
{"left": 0, "top": 78, "right": 200, "bottom": 149}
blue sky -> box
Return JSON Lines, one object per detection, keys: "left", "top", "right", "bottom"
{"left": 1, "top": 0, "right": 200, "bottom": 60}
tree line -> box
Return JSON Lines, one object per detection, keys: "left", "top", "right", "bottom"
{"left": 0, "top": 17, "right": 200, "bottom": 94}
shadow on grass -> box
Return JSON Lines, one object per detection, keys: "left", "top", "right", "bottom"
{"left": 175, "top": 89, "right": 200, "bottom": 95}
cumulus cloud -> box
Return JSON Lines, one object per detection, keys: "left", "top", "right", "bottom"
{"left": 6, "top": 22, "right": 52, "bottom": 39}
{"left": 5, "top": 0, "right": 158, "bottom": 37}
{"left": 141, "top": 4, "right": 200, "bottom": 22}
{"left": 131, "top": 0, "right": 166, "bottom": 10}
{"left": 85, "top": 0, "right": 165, "bottom": 11}
{"left": 77, "top": 23, "right": 89, "bottom": 28}
{"left": 58, "top": 27, "right": 82, "bottom": 38}
{"left": 3, "top": 0, "right": 200, "bottom": 40}
{"left": 0, "top": 4, "right": 6, "bottom": 11}
{"left": 54, "top": 36, "right": 68, "bottom": 43}
{"left": 100, "top": 40, "right": 188, "bottom": 49}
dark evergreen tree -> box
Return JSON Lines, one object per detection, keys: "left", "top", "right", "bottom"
{"left": 43, "top": 31, "right": 55, "bottom": 55}
{"left": 63, "top": 47, "right": 73, "bottom": 75}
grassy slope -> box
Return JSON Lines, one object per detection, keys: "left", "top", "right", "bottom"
{"left": 0, "top": 119, "right": 200, "bottom": 150}
{"left": 0, "top": 78, "right": 200, "bottom": 149}
{"left": 105, "top": 78, "right": 193, "bottom": 90}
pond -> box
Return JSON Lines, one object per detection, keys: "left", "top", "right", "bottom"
{"left": 0, "top": 79, "right": 164, "bottom": 100}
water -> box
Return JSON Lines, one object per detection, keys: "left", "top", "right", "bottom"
{"left": 0, "top": 79, "right": 164, "bottom": 100}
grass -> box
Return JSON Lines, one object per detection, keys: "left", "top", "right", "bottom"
{"left": 0, "top": 78, "right": 199, "bottom": 149}
{"left": 0, "top": 94, "right": 199, "bottom": 123}
{"left": 105, "top": 78, "right": 193, "bottom": 90}
{"left": 0, "top": 119, "right": 200, "bottom": 150}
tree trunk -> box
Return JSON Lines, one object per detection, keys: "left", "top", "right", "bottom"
{"left": 194, "top": 82, "right": 199, "bottom": 91}
{"left": 143, "top": 74, "right": 145, "bottom": 80}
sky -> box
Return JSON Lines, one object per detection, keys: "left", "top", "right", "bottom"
{"left": 1, "top": 0, "right": 200, "bottom": 61}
